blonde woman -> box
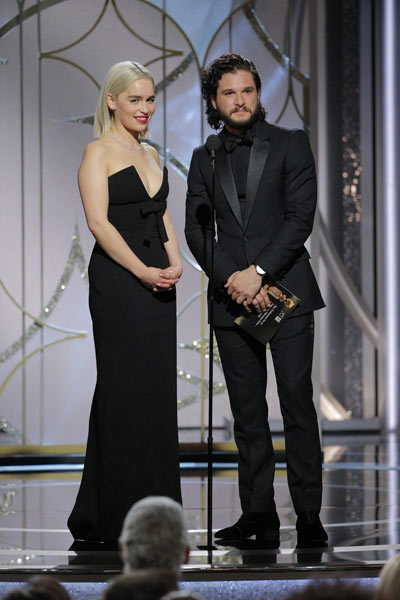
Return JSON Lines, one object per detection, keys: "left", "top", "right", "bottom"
{"left": 68, "top": 61, "right": 182, "bottom": 543}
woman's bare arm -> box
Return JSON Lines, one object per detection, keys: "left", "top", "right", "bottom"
{"left": 163, "top": 209, "right": 182, "bottom": 280}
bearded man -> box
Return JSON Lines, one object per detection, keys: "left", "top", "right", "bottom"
{"left": 185, "top": 53, "right": 327, "bottom": 548}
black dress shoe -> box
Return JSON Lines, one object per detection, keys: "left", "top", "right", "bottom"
{"left": 215, "top": 512, "right": 280, "bottom": 545}
{"left": 296, "top": 512, "right": 328, "bottom": 548}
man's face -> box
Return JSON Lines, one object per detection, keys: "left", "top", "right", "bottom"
{"left": 211, "top": 69, "right": 260, "bottom": 133}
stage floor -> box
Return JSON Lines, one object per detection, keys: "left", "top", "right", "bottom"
{"left": 0, "top": 435, "right": 397, "bottom": 586}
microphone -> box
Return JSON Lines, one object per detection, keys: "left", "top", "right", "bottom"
{"left": 203, "top": 136, "right": 220, "bottom": 554}
{"left": 206, "top": 134, "right": 221, "bottom": 160}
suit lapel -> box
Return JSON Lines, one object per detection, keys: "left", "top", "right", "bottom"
{"left": 244, "top": 135, "right": 270, "bottom": 230}
{"left": 216, "top": 149, "right": 244, "bottom": 229}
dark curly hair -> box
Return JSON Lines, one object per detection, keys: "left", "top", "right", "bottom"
{"left": 286, "top": 581, "right": 374, "bottom": 600}
{"left": 201, "top": 53, "right": 265, "bottom": 130}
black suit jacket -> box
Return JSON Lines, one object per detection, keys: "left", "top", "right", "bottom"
{"left": 184, "top": 120, "right": 325, "bottom": 327}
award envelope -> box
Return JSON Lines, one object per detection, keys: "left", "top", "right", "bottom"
{"left": 234, "top": 284, "right": 301, "bottom": 345}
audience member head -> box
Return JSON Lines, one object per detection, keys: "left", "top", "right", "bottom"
{"left": 103, "top": 570, "right": 178, "bottom": 600}
{"left": 377, "top": 553, "right": 400, "bottom": 600}
{"left": 286, "top": 581, "right": 374, "bottom": 600}
{"left": 119, "top": 496, "right": 190, "bottom": 573}
{"left": 4, "top": 576, "right": 70, "bottom": 600}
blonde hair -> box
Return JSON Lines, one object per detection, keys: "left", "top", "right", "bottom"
{"left": 377, "top": 554, "right": 400, "bottom": 600}
{"left": 94, "top": 61, "right": 154, "bottom": 138}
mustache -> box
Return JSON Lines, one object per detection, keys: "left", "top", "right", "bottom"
{"left": 230, "top": 107, "right": 251, "bottom": 114}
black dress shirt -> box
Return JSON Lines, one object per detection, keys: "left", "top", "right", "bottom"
{"left": 221, "top": 124, "right": 256, "bottom": 222}
{"left": 221, "top": 121, "right": 273, "bottom": 281}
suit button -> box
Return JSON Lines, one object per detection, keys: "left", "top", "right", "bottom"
{"left": 243, "top": 236, "right": 248, "bottom": 243}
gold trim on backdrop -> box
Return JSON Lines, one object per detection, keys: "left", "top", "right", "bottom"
{"left": 0, "top": 440, "right": 285, "bottom": 454}
{"left": 137, "top": 0, "right": 202, "bottom": 75}
{"left": 0, "top": 0, "right": 195, "bottom": 80}
{"left": 289, "top": 76, "right": 307, "bottom": 122}
{"left": 153, "top": 52, "right": 195, "bottom": 94}
{"left": 0, "top": 471, "right": 81, "bottom": 481}
{"left": 303, "top": 83, "right": 310, "bottom": 135}
{"left": 200, "top": 469, "right": 288, "bottom": 478}
{"left": 0, "top": 335, "right": 85, "bottom": 399}
{"left": 0, "top": 279, "right": 86, "bottom": 338}
{"left": 0, "top": 469, "right": 284, "bottom": 481}
{"left": 275, "top": 78, "right": 292, "bottom": 123}
{"left": 243, "top": 3, "right": 310, "bottom": 86}
{"left": 179, "top": 338, "right": 222, "bottom": 368}
{"left": 0, "top": 445, "right": 86, "bottom": 455}
{"left": 0, "top": 419, "right": 23, "bottom": 444}
{"left": 0, "top": 1, "right": 67, "bottom": 40}
{"left": 40, "top": 55, "right": 100, "bottom": 89}
{"left": 181, "top": 441, "right": 285, "bottom": 452}
{"left": 202, "top": 1, "right": 253, "bottom": 68}
{"left": 0, "top": 226, "right": 88, "bottom": 366}
{"left": 112, "top": 0, "right": 183, "bottom": 57}
{"left": 0, "top": 0, "right": 309, "bottom": 94}
{"left": 42, "top": 0, "right": 109, "bottom": 55}
{"left": 145, "top": 53, "right": 177, "bottom": 68}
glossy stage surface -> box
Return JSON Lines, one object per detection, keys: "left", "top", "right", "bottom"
{"left": 0, "top": 434, "right": 396, "bottom": 597}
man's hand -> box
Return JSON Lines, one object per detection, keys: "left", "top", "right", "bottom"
{"left": 250, "top": 287, "right": 270, "bottom": 313}
{"left": 249, "top": 285, "right": 282, "bottom": 313}
{"left": 224, "top": 265, "right": 263, "bottom": 305}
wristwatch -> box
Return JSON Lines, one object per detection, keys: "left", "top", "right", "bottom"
{"left": 254, "top": 264, "right": 266, "bottom": 276}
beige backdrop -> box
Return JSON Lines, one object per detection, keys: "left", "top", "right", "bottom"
{"left": 0, "top": 0, "right": 310, "bottom": 446}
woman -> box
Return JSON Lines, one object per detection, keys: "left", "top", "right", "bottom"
{"left": 68, "top": 61, "right": 182, "bottom": 543}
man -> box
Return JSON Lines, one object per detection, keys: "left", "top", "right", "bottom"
{"left": 119, "top": 496, "right": 190, "bottom": 573}
{"left": 185, "top": 53, "right": 327, "bottom": 548}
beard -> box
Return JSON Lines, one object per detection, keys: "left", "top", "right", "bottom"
{"left": 218, "top": 102, "right": 262, "bottom": 131}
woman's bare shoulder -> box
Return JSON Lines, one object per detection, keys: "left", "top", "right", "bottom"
{"left": 82, "top": 138, "right": 110, "bottom": 160}
{"left": 80, "top": 139, "right": 112, "bottom": 172}
{"left": 78, "top": 140, "right": 112, "bottom": 184}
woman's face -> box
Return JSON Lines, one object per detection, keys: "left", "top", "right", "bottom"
{"left": 108, "top": 77, "right": 155, "bottom": 135}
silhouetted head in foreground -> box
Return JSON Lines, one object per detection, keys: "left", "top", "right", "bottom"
{"left": 119, "top": 496, "right": 190, "bottom": 573}
{"left": 4, "top": 576, "right": 70, "bottom": 600}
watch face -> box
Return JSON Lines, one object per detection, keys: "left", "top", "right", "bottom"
{"left": 255, "top": 265, "right": 265, "bottom": 276}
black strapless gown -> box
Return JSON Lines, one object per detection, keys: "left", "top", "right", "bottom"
{"left": 68, "top": 166, "right": 182, "bottom": 542}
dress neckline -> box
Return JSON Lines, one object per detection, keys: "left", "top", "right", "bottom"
{"left": 108, "top": 165, "right": 167, "bottom": 199}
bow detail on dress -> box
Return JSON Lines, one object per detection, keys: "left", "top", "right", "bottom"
{"left": 141, "top": 198, "right": 168, "bottom": 244}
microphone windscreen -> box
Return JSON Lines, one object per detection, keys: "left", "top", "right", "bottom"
{"left": 206, "top": 134, "right": 221, "bottom": 153}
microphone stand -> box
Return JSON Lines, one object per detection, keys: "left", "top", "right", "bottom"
{"left": 207, "top": 145, "right": 216, "bottom": 558}
{"left": 197, "top": 134, "right": 220, "bottom": 558}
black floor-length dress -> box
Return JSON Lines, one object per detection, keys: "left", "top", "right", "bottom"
{"left": 68, "top": 165, "right": 182, "bottom": 543}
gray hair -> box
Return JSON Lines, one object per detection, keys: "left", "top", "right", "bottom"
{"left": 119, "top": 496, "right": 189, "bottom": 573}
